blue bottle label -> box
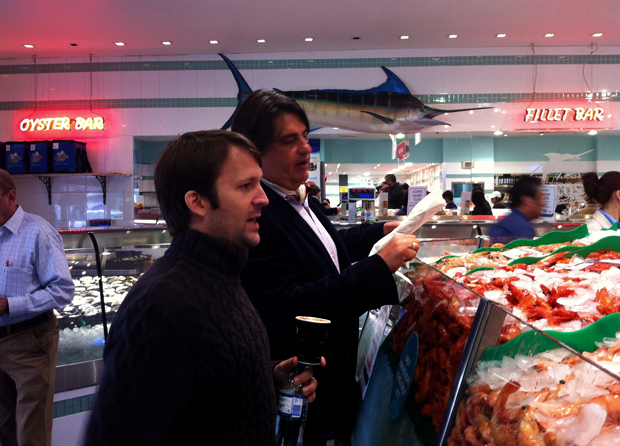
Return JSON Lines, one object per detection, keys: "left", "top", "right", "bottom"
{"left": 277, "top": 389, "right": 303, "bottom": 418}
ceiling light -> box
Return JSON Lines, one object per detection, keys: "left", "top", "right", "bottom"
{"left": 24, "top": 44, "right": 34, "bottom": 48}
{"left": 494, "top": 131, "right": 503, "bottom": 136}
{"left": 70, "top": 43, "right": 78, "bottom": 47}
{"left": 539, "top": 133, "right": 544, "bottom": 136}
{"left": 400, "top": 36, "right": 409, "bottom": 40}
{"left": 210, "top": 40, "right": 218, "bottom": 44}
{"left": 115, "top": 42, "right": 125, "bottom": 46}
{"left": 545, "top": 33, "right": 555, "bottom": 37}
{"left": 496, "top": 34, "right": 506, "bottom": 38}
{"left": 395, "top": 133, "right": 405, "bottom": 138}
{"left": 376, "top": 164, "right": 380, "bottom": 167}
{"left": 588, "top": 130, "right": 598, "bottom": 135}
{"left": 449, "top": 35, "right": 457, "bottom": 39}
{"left": 305, "top": 38, "right": 313, "bottom": 42}
{"left": 592, "top": 33, "right": 603, "bottom": 37}
{"left": 162, "top": 41, "right": 172, "bottom": 45}
{"left": 257, "top": 39, "right": 266, "bottom": 43}
{"left": 333, "top": 127, "right": 339, "bottom": 130}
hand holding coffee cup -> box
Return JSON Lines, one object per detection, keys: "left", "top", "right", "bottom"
{"left": 295, "top": 316, "right": 331, "bottom": 365}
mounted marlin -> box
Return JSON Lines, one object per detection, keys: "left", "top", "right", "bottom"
{"left": 219, "top": 54, "right": 491, "bottom": 134}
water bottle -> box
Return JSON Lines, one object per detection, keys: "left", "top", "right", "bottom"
{"left": 276, "top": 363, "right": 308, "bottom": 446}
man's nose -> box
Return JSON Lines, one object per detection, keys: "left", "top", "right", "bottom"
{"left": 255, "top": 189, "right": 269, "bottom": 207}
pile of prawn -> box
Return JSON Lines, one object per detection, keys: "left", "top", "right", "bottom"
{"left": 449, "top": 342, "right": 620, "bottom": 446}
{"left": 455, "top": 249, "right": 620, "bottom": 331}
{"left": 392, "top": 273, "right": 521, "bottom": 430}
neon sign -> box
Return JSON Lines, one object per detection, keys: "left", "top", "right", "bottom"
{"left": 524, "top": 107, "right": 604, "bottom": 123}
{"left": 19, "top": 116, "right": 105, "bottom": 132}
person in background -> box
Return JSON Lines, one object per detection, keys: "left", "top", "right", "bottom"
{"left": 383, "top": 174, "right": 404, "bottom": 209}
{"left": 470, "top": 189, "right": 493, "bottom": 216}
{"left": 489, "top": 176, "right": 543, "bottom": 245}
{"left": 0, "top": 169, "right": 74, "bottom": 446}
{"left": 396, "top": 183, "right": 410, "bottom": 215}
{"left": 309, "top": 184, "right": 321, "bottom": 199}
{"left": 231, "top": 90, "right": 419, "bottom": 445}
{"left": 442, "top": 190, "right": 458, "bottom": 210}
{"left": 490, "top": 191, "right": 507, "bottom": 209}
{"left": 85, "top": 131, "right": 319, "bottom": 446}
{"left": 322, "top": 198, "right": 338, "bottom": 216}
{"left": 582, "top": 171, "right": 620, "bottom": 232}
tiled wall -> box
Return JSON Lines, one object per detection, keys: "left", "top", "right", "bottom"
{"left": 1, "top": 46, "right": 620, "bottom": 225}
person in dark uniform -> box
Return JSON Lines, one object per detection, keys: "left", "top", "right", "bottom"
{"left": 442, "top": 190, "right": 458, "bottom": 210}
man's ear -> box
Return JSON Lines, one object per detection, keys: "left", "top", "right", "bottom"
{"left": 184, "top": 191, "right": 211, "bottom": 217}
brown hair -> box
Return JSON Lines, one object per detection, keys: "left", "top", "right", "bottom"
{"left": 154, "top": 130, "right": 261, "bottom": 236}
{"left": 231, "top": 90, "right": 310, "bottom": 155}
{"left": 582, "top": 171, "right": 620, "bottom": 206}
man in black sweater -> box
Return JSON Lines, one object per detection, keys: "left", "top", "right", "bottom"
{"left": 232, "top": 91, "right": 419, "bottom": 445}
{"left": 85, "top": 131, "right": 319, "bottom": 446}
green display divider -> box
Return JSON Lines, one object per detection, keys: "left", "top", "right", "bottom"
{"left": 466, "top": 267, "right": 494, "bottom": 275}
{"left": 471, "top": 224, "right": 589, "bottom": 255}
{"left": 569, "top": 234, "right": 620, "bottom": 259}
{"left": 432, "top": 255, "right": 459, "bottom": 264}
{"left": 481, "top": 313, "right": 620, "bottom": 362}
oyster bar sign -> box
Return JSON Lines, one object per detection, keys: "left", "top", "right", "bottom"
{"left": 19, "top": 116, "right": 104, "bottom": 132}
{"left": 514, "top": 102, "right": 610, "bottom": 130}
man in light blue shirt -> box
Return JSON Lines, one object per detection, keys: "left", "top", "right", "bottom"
{"left": 0, "top": 169, "right": 74, "bottom": 446}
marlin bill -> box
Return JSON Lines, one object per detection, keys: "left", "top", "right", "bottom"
{"left": 220, "top": 54, "right": 492, "bottom": 134}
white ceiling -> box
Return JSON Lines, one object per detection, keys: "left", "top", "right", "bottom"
{"left": 1, "top": 0, "right": 619, "bottom": 59}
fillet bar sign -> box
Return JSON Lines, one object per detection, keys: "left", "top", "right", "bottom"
{"left": 513, "top": 102, "right": 610, "bottom": 131}
{"left": 19, "top": 116, "right": 104, "bottom": 132}
{"left": 525, "top": 107, "right": 604, "bottom": 123}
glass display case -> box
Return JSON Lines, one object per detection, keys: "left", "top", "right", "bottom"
{"left": 353, "top": 259, "right": 620, "bottom": 446}
{"left": 55, "top": 227, "right": 171, "bottom": 391}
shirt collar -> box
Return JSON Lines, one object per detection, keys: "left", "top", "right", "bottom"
{"left": 599, "top": 209, "right": 618, "bottom": 225}
{"left": 262, "top": 179, "right": 307, "bottom": 203}
{"left": 3, "top": 206, "right": 24, "bottom": 235}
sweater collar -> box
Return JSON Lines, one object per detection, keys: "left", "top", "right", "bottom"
{"left": 166, "top": 229, "right": 248, "bottom": 279}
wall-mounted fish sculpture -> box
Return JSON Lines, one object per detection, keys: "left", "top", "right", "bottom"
{"left": 220, "top": 54, "right": 491, "bottom": 134}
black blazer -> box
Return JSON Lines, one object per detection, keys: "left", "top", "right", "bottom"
{"left": 241, "top": 184, "right": 398, "bottom": 442}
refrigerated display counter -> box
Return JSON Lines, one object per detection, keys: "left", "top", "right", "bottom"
{"left": 353, "top": 260, "right": 620, "bottom": 446}
{"left": 55, "top": 226, "right": 171, "bottom": 392}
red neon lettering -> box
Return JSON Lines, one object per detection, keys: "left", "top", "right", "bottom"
{"left": 593, "top": 108, "right": 604, "bottom": 121}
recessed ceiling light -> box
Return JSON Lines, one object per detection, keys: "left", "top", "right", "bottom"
{"left": 115, "top": 42, "right": 125, "bottom": 46}
{"left": 494, "top": 131, "right": 504, "bottom": 136}
{"left": 210, "top": 40, "right": 218, "bottom": 44}
{"left": 24, "top": 44, "right": 34, "bottom": 48}
{"left": 592, "top": 33, "right": 603, "bottom": 37}
{"left": 588, "top": 130, "right": 598, "bottom": 135}
{"left": 352, "top": 37, "right": 361, "bottom": 40}
{"left": 545, "top": 33, "right": 555, "bottom": 38}
{"left": 449, "top": 35, "right": 457, "bottom": 39}
{"left": 70, "top": 43, "right": 78, "bottom": 47}
{"left": 305, "top": 38, "right": 313, "bottom": 42}
{"left": 257, "top": 39, "right": 266, "bottom": 43}
{"left": 400, "top": 36, "right": 409, "bottom": 40}
{"left": 395, "top": 133, "right": 405, "bottom": 138}
{"left": 162, "top": 41, "right": 172, "bottom": 45}
{"left": 496, "top": 34, "right": 506, "bottom": 38}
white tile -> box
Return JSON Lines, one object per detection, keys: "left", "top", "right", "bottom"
{"left": 120, "top": 109, "right": 142, "bottom": 135}
{"left": 177, "top": 71, "right": 197, "bottom": 98}
{"left": 140, "top": 71, "right": 161, "bottom": 98}
{"left": 86, "top": 192, "right": 105, "bottom": 220}
{"left": 104, "top": 193, "right": 124, "bottom": 219}
{"left": 51, "top": 177, "right": 69, "bottom": 193}
{"left": 85, "top": 176, "right": 102, "bottom": 193}
{"left": 141, "top": 109, "right": 161, "bottom": 135}
{"left": 51, "top": 193, "right": 68, "bottom": 220}
{"left": 47, "top": 73, "right": 68, "bottom": 101}
{"left": 66, "top": 176, "right": 86, "bottom": 192}
{"left": 0, "top": 74, "right": 14, "bottom": 101}
{"left": 105, "top": 176, "right": 125, "bottom": 193}
{"left": 65, "top": 72, "right": 88, "bottom": 100}
{"left": 102, "top": 72, "right": 123, "bottom": 99}
{"left": 67, "top": 193, "right": 87, "bottom": 220}
{"left": 159, "top": 71, "right": 179, "bottom": 98}
{"left": 54, "top": 385, "right": 97, "bottom": 401}
{"left": 178, "top": 108, "right": 199, "bottom": 134}
{"left": 160, "top": 109, "right": 179, "bottom": 135}
{"left": 122, "top": 72, "right": 141, "bottom": 99}
{"left": 196, "top": 70, "right": 216, "bottom": 97}
{"left": 12, "top": 74, "right": 35, "bottom": 102}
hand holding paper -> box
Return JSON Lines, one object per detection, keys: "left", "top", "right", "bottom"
{"left": 370, "top": 192, "right": 446, "bottom": 257}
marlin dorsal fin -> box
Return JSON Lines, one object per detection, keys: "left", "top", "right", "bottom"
{"left": 308, "top": 67, "right": 411, "bottom": 95}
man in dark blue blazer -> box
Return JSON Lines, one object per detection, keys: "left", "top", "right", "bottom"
{"left": 232, "top": 90, "right": 419, "bottom": 446}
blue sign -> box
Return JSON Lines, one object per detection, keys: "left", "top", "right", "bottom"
{"left": 389, "top": 332, "right": 418, "bottom": 420}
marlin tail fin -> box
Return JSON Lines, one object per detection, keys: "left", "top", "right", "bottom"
{"left": 219, "top": 54, "right": 253, "bottom": 130}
